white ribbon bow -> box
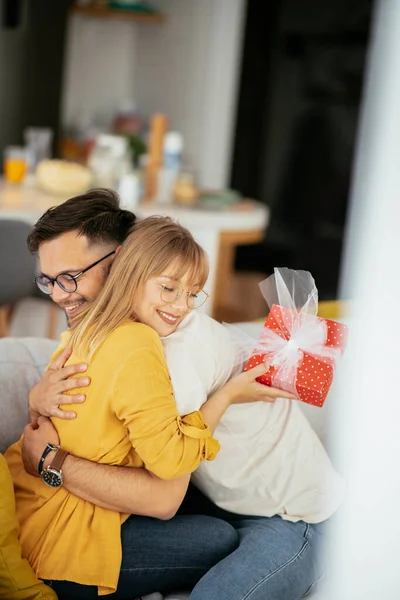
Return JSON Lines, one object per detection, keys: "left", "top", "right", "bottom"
{"left": 255, "top": 311, "right": 341, "bottom": 395}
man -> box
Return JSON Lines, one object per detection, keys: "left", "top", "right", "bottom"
{"left": 22, "top": 189, "right": 325, "bottom": 600}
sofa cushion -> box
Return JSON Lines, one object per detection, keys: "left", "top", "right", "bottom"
{"left": 0, "top": 338, "right": 57, "bottom": 453}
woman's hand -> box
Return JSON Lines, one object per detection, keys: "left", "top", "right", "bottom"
{"left": 200, "top": 363, "right": 297, "bottom": 433}
{"left": 223, "top": 363, "right": 297, "bottom": 405}
{"left": 28, "top": 347, "right": 90, "bottom": 421}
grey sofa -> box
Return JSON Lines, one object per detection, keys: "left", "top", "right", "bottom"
{"left": 0, "top": 337, "right": 57, "bottom": 453}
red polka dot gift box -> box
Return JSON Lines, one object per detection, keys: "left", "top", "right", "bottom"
{"left": 245, "top": 304, "right": 348, "bottom": 407}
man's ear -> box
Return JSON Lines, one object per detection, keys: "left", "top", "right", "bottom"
{"left": 108, "top": 246, "right": 121, "bottom": 274}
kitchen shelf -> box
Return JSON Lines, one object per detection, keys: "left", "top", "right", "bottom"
{"left": 71, "top": 5, "right": 165, "bottom": 24}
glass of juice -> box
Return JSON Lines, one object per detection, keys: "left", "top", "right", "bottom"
{"left": 3, "top": 146, "right": 28, "bottom": 184}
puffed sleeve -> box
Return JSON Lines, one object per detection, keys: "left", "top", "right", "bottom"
{"left": 111, "top": 326, "right": 220, "bottom": 479}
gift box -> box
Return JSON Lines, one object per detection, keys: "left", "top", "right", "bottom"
{"left": 245, "top": 270, "right": 348, "bottom": 407}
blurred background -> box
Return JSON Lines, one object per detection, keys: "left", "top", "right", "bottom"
{"left": 0, "top": 0, "right": 372, "bottom": 336}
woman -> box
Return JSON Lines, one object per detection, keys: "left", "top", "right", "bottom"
{"left": 27, "top": 216, "right": 343, "bottom": 600}
{"left": 6, "top": 217, "right": 276, "bottom": 599}
{"left": 97, "top": 218, "right": 342, "bottom": 524}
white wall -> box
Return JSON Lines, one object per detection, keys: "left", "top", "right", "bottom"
{"left": 61, "top": 13, "right": 138, "bottom": 130}
{"left": 61, "top": 1, "right": 246, "bottom": 189}
{"left": 136, "top": 0, "right": 246, "bottom": 189}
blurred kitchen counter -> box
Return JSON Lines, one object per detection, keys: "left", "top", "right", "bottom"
{"left": 0, "top": 180, "right": 69, "bottom": 223}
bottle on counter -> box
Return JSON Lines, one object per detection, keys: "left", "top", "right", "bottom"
{"left": 87, "top": 134, "right": 131, "bottom": 189}
{"left": 24, "top": 127, "right": 53, "bottom": 175}
{"left": 173, "top": 168, "right": 198, "bottom": 206}
{"left": 117, "top": 171, "right": 142, "bottom": 213}
{"left": 156, "top": 131, "right": 183, "bottom": 205}
{"left": 143, "top": 113, "right": 167, "bottom": 202}
{"left": 113, "top": 98, "right": 142, "bottom": 137}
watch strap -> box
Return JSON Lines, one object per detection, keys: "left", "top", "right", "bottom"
{"left": 38, "top": 443, "right": 60, "bottom": 476}
{"left": 49, "top": 448, "right": 70, "bottom": 473}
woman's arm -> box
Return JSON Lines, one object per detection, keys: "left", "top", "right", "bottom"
{"left": 199, "top": 362, "right": 296, "bottom": 433}
{"left": 112, "top": 334, "right": 221, "bottom": 479}
{"left": 115, "top": 333, "right": 296, "bottom": 479}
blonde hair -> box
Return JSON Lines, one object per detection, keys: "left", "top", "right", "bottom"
{"left": 69, "top": 216, "right": 209, "bottom": 358}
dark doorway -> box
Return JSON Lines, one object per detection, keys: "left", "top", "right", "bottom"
{"left": 0, "top": 0, "right": 73, "bottom": 161}
{"left": 230, "top": 0, "right": 373, "bottom": 300}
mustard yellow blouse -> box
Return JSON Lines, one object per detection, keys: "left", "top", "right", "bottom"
{"left": 6, "top": 321, "right": 219, "bottom": 595}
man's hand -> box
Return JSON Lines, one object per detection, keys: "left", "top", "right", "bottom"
{"left": 22, "top": 416, "right": 60, "bottom": 476}
{"left": 29, "top": 347, "right": 90, "bottom": 421}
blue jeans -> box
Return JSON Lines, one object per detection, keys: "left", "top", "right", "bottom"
{"left": 179, "top": 484, "right": 326, "bottom": 600}
{"left": 46, "top": 514, "right": 238, "bottom": 599}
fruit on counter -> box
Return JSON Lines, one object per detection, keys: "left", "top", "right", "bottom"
{"left": 35, "top": 159, "right": 92, "bottom": 196}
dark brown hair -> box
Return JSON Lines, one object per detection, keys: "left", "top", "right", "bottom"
{"left": 27, "top": 188, "right": 136, "bottom": 253}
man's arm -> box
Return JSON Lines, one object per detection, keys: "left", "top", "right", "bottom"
{"left": 22, "top": 418, "right": 189, "bottom": 520}
{"left": 61, "top": 455, "right": 189, "bottom": 519}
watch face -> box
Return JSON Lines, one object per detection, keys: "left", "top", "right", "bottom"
{"left": 42, "top": 468, "right": 62, "bottom": 488}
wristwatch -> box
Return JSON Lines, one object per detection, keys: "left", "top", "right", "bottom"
{"left": 38, "top": 443, "right": 59, "bottom": 476}
{"left": 39, "top": 445, "right": 69, "bottom": 488}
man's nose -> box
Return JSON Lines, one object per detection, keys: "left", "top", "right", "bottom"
{"left": 51, "top": 282, "right": 72, "bottom": 304}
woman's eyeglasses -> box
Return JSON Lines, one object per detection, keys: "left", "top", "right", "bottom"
{"left": 160, "top": 284, "right": 208, "bottom": 309}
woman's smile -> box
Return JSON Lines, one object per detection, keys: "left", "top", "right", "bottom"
{"left": 156, "top": 309, "right": 181, "bottom": 326}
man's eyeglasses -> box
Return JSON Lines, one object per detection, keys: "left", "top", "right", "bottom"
{"left": 160, "top": 284, "right": 209, "bottom": 309}
{"left": 34, "top": 251, "right": 116, "bottom": 295}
